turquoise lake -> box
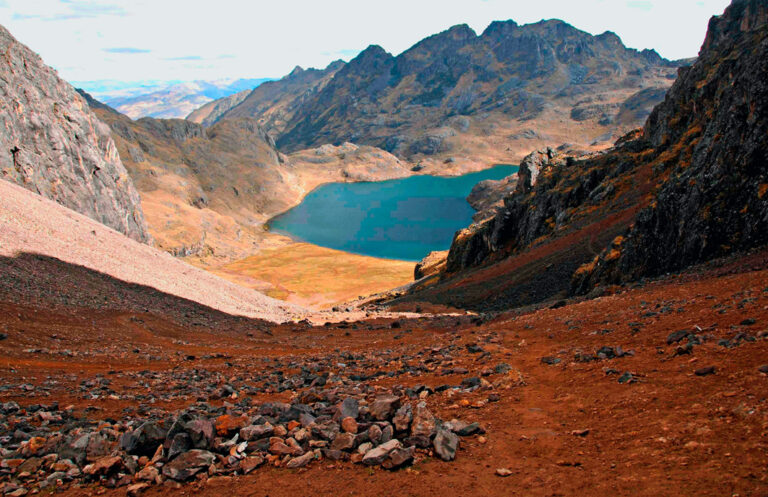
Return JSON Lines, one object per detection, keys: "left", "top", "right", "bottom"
{"left": 268, "top": 165, "right": 519, "bottom": 261}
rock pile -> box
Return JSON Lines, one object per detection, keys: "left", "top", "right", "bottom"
{"left": 0, "top": 386, "right": 484, "bottom": 493}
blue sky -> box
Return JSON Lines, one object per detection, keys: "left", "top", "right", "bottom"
{"left": 0, "top": 0, "right": 731, "bottom": 83}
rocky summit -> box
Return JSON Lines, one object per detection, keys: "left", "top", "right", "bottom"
{"left": 199, "top": 21, "right": 680, "bottom": 167}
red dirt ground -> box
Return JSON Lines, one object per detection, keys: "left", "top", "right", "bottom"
{"left": 1, "top": 250, "right": 767, "bottom": 496}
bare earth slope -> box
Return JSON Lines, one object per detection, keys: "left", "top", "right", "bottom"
{"left": 0, "top": 25, "right": 150, "bottom": 243}
{"left": 0, "top": 178, "right": 302, "bottom": 322}
{"left": 0, "top": 237, "right": 766, "bottom": 497}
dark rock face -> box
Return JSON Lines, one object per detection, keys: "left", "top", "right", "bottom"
{"left": 445, "top": 148, "right": 569, "bottom": 273}
{"left": 573, "top": 0, "right": 768, "bottom": 291}
{"left": 0, "top": 25, "right": 151, "bottom": 243}
{"left": 418, "top": 0, "right": 768, "bottom": 307}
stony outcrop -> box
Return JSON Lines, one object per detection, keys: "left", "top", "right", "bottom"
{"left": 572, "top": 0, "right": 768, "bottom": 292}
{"left": 414, "top": 251, "right": 448, "bottom": 280}
{"left": 0, "top": 25, "right": 151, "bottom": 243}
{"left": 445, "top": 148, "right": 571, "bottom": 273}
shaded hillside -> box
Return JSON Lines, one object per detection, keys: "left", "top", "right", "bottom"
{"left": 0, "top": 25, "right": 150, "bottom": 243}
{"left": 269, "top": 21, "right": 679, "bottom": 164}
{"left": 392, "top": 0, "right": 768, "bottom": 311}
{"left": 187, "top": 89, "right": 251, "bottom": 126}
{"left": 573, "top": 0, "right": 768, "bottom": 292}
{"left": 0, "top": 178, "right": 302, "bottom": 322}
{"left": 212, "top": 61, "right": 345, "bottom": 137}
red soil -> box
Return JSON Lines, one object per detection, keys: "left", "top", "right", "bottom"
{"left": 2, "top": 248, "right": 767, "bottom": 496}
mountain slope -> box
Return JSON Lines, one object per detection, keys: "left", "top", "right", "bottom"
{"left": 210, "top": 61, "right": 345, "bottom": 136}
{"left": 0, "top": 25, "right": 151, "bottom": 243}
{"left": 0, "top": 177, "right": 302, "bottom": 321}
{"left": 390, "top": 0, "right": 768, "bottom": 311}
{"left": 81, "top": 92, "right": 410, "bottom": 264}
{"left": 573, "top": 0, "right": 768, "bottom": 291}
{"left": 268, "top": 21, "right": 680, "bottom": 164}
{"left": 186, "top": 89, "right": 251, "bottom": 126}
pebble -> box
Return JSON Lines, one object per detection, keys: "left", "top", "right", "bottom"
{"left": 496, "top": 468, "right": 513, "bottom": 477}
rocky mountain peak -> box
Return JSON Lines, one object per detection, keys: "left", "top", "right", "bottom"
{"left": 430, "top": 23, "right": 477, "bottom": 42}
{"left": 350, "top": 45, "right": 394, "bottom": 66}
{"left": 702, "top": 0, "right": 768, "bottom": 52}
{"left": 480, "top": 19, "right": 519, "bottom": 38}
{"left": 287, "top": 65, "right": 305, "bottom": 78}
{"left": 0, "top": 24, "right": 151, "bottom": 243}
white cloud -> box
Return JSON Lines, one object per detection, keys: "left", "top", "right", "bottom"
{"left": 0, "top": 0, "right": 732, "bottom": 83}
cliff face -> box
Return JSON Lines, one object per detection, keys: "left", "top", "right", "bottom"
{"left": 405, "top": 0, "right": 768, "bottom": 311}
{"left": 573, "top": 0, "right": 768, "bottom": 292}
{"left": 0, "top": 25, "right": 151, "bottom": 243}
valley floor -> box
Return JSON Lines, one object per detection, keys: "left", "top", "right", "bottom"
{"left": 201, "top": 235, "right": 414, "bottom": 309}
{"left": 1, "top": 246, "right": 767, "bottom": 496}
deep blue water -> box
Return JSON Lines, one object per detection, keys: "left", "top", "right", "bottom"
{"left": 269, "top": 165, "right": 519, "bottom": 261}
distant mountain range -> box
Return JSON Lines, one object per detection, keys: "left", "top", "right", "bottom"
{"left": 195, "top": 20, "right": 687, "bottom": 167}
{"left": 74, "top": 78, "right": 272, "bottom": 119}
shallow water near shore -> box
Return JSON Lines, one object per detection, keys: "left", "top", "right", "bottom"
{"left": 269, "top": 165, "right": 519, "bottom": 261}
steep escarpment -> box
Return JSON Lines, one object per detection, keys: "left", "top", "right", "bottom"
{"left": 396, "top": 0, "right": 768, "bottom": 311}
{"left": 0, "top": 25, "right": 150, "bottom": 243}
{"left": 267, "top": 20, "right": 679, "bottom": 164}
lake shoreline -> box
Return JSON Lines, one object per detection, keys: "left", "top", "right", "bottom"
{"left": 268, "top": 165, "right": 520, "bottom": 262}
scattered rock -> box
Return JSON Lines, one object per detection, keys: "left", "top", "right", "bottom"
{"left": 371, "top": 395, "right": 400, "bottom": 421}
{"left": 162, "top": 450, "right": 216, "bottom": 481}
{"left": 382, "top": 446, "right": 415, "bottom": 470}
{"left": 362, "top": 439, "right": 402, "bottom": 466}
{"left": 82, "top": 455, "right": 123, "bottom": 477}
{"left": 695, "top": 366, "right": 716, "bottom": 376}
{"left": 285, "top": 451, "right": 315, "bottom": 469}
{"left": 433, "top": 428, "right": 459, "bottom": 461}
